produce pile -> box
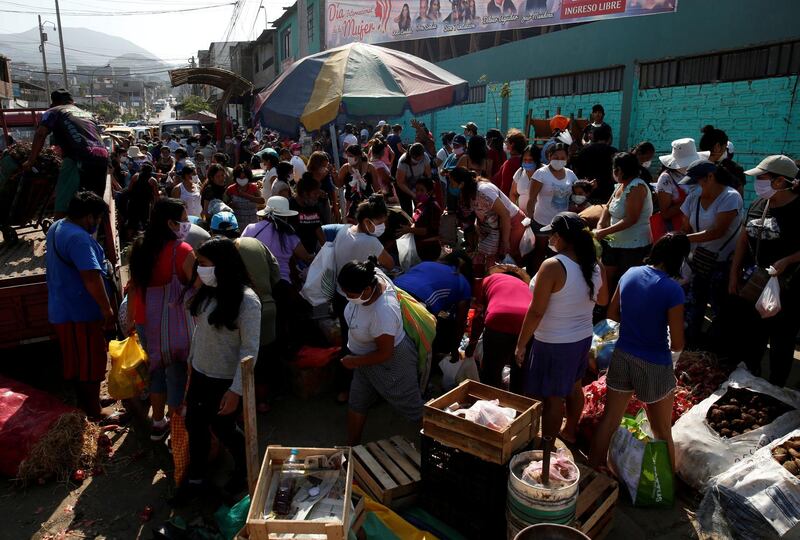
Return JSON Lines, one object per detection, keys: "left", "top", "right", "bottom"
{"left": 772, "top": 437, "right": 800, "bottom": 477}
{"left": 707, "top": 388, "right": 793, "bottom": 439}
{"left": 675, "top": 351, "right": 731, "bottom": 404}
{"left": 6, "top": 142, "right": 63, "bottom": 181}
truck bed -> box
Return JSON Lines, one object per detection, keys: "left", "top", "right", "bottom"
{"left": 0, "top": 226, "right": 47, "bottom": 285}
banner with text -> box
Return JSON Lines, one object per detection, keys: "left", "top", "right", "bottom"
{"left": 325, "top": 0, "right": 677, "bottom": 48}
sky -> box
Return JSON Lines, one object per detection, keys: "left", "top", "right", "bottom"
{"left": 0, "top": 0, "right": 296, "bottom": 65}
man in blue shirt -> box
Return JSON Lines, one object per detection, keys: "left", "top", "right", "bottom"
{"left": 47, "top": 191, "right": 114, "bottom": 418}
{"left": 394, "top": 251, "right": 473, "bottom": 358}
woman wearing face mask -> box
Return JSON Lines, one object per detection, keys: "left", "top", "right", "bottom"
{"left": 338, "top": 256, "right": 424, "bottom": 445}
{"left": 516, "top": 212, "right": 608, "bottom": 444}
{"left": 589, "top": 232, "right": 689, "bottom": 473}
{"left": 177, "top": 237, "right": 261, "bottom": 502}
{"left": 494, "top": 129, "right": 528, "bottom": 197}
{"left": 510, "top": 144, "right": 542, "bottom": 214}
{"left": 397, "top": 176, "right": 442, "bottom": 261}
{"left": 331, "top": 195, "right": 395, "bottom": 402}
{"left": 128, "top": 199, "right": 196, "bottom": 442}
{"left": 698, "top": 125, "right": 745, "bottom": 195}
{"left": 652, "top": 138, "right": 701, "bottom": 241}
{"left": 678, "top": 160, "right": 742, "bottom": 346}
{"left": 396, "top": 142, "right": 432, "bottom": 214}
{"left": 225, "top": 164, "right": 265, "bottom": 229}
{"left": 632, "top": 141, "right": 655, "bottom": 183}
{"left": 727, "top": 155, "right": 800, "bottom": 387}
{"left": 595, "top": 152, "right": 654, "bottom": 295}
{"left": 171, "top": 162, "right": 203, "bottom": 218}
{"left": 448, "top": 167, "right": 526, "bottom": 270}
{"left": 337, "top": 144, "right": 378, "bottom": 220}
{"left": 290, "top": 173, "right": 328, "bottom": 254}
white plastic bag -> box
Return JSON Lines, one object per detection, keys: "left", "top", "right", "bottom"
{"left": 673, "top": 365, "right": 800, "bottom": 491}
{"left": 453, "top": 399, "right": 516, "bottom": 430}
{"left": 456, "top": 356, "right": 480, "bottom": 385}
{"left": 756, "top": 271, "right": 781, "bottom": 318}
{"left": 301, "top": 241, "right": 337, "bottom": 306}
{"left": 439, "top": 355, "right": 461, "bottom": 391}
{"left": 697, "top": 429, "right": 800, "bottom": 539}
{"left": 519, "top": 217, "right": 536, "bottom": 257}
{"left": 397, "top": 232, "right": 422, "bottom": 272}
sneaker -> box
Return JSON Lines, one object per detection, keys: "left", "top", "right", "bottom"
{"left": 150, "top": 418, "right": 170, "bottom": 441}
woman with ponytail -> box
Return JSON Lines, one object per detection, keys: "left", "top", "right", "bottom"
{"left": 338, "top": 256, "right": 424, "bottom": 444}
{"left": 515, "top": 212, "right": 608, "bottom": 444}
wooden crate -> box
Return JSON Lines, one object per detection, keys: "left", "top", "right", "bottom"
{"left": 353, "top": 436, "right": 421, "bottom": 509}
{"left": 574, "top": 465, "right": 619, "bottom": 540}
{"left": 246, "top": 446, "right": 354, "bottom": 540}
{"left": 423, "top": 379, "right": 541, "bottom": 465}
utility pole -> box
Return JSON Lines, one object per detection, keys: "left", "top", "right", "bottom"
{"left": 38, "top": 15, "right": 51, "bottom": 98}
{"left": 54, "top": 0, "right": 68, "bottom": 89}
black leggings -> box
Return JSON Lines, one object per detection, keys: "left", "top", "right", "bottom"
{"left": 481, "top": 327, "right": 523, "bottom": 394}
{"left": 185, "top": 370, "right": 245, "bottom": 481}
{"left": 333, "top": 292, "right": 353, "bottom": 393}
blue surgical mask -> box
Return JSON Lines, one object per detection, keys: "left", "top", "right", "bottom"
{"left": 448, "top": 186, "right": 461, "bottom": 197}
{"left": 521, "top": 162, "right": 536, "bottom": 171}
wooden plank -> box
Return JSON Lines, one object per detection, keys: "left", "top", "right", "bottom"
{"left": 353, "top": 445, "right": 398, "bottom": 491}
{"left": 241, "top": 356, "right": 259, "bottom": 497}
{"left": 353, "top": 457, "right": 385, "bottom": 503}
{"left": 366, "top": 441, "right": 411, "bottom": 485}
{"left": 422, "top": 423, "right": 502, "bottom": 464}
{"left": 576, "top": 476, "right": 610, "bottom": 516}
{"left": 580, "top": 490, "right": 617, "bottom": 535}
{"left": 377, "top": 440, "right": 419, "bottom": 482}
{"left": 391, "top": 436, "right": 421, "bottom": 468}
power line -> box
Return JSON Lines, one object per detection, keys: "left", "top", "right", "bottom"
{"left": 0, "top": 3, "right": 235, "bottom": 15}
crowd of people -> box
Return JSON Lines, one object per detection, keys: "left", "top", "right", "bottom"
{"left": 23, "top": 88, "right": 800, "bottom": 504}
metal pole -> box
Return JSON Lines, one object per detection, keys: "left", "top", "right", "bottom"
{"left": 54, "top": 0, "right": 68, "bottom": 89}
{"left": 38, "top": 15, "right": 51, "bottom": 98}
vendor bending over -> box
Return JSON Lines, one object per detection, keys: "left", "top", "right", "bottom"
{"left": 338, "top": 257, "right": 424, "bottom": 445}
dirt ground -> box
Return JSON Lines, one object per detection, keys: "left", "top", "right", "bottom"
{"left": 4, "top": 339, "right": 796, "bottom": 540}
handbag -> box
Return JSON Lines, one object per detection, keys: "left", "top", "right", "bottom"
{"left": 738, "top": 202, "right": 771, "bottom": 304}
{"left": 688, "top": 197, "right": 738, "bottom": 278}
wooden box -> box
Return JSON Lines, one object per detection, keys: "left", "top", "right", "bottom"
{"left": 423, "top": 380, "right": 541, "bottom": 465}
{"left": 246, "top": 446, "right": 354, "bottom": 540}
{"left": 574, "top": 465, "right": 619, "bottom": 540}
{"left": 353, "top": 436, "right": 421, "bottom": 509}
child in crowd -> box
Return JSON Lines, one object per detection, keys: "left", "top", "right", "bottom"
{"left": 569, "top": 180, "right": 593, "bottom": 214}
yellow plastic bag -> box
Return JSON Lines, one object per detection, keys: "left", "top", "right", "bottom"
{"left": 107, "top": 333, "right": 149, "bottom": 399}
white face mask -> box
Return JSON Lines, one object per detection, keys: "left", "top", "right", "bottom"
{"left": 369, "top": 221, "right": 385, "bottom": 237}
{"left": 755, "top": 178, "right": 778, "bottom": 199}
{"left": 197, "top": 266, "right": 217, "bottom": 287}
{"left": 191, "top": 175, "right": 200, "bottom": 184}
{"left": 572, "top": 195, "right": 587, "bottom": 205}
{"left": 348, "top": 287, "right": 371, "bottom": 305}
{"left": 175, "top": 221, "right": 191, "bottom": 240}
{"left": 550, "top": 159, "right": 567, "bottom": 171}
{"left": 347, "top": 156, "right": 358, "bottom": 166}
{"left": 236, "top": 178, "right": 249, "bottom": 187}
{"left": 642, "top": 160, "right": 652, "bottom": 168}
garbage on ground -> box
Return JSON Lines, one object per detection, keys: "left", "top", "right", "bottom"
{"left": 447, "top": 399, "right": 517, "bottom": 431}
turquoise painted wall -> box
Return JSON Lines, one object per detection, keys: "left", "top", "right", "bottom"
{"left": 276, "top": 12, "right": 299, "bottom": 74}
{"left": 306, "top": 0, "right": 323, "bottom": 54}
{"left": 526, "top": 92, "right": 623, "bottom": 145}
{"left": 630, "top": 75, "right": 800, "bottom": 206}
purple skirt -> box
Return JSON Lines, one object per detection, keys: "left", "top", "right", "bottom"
{"left": 522, "top": 336, "right": 592, "bottom": 398}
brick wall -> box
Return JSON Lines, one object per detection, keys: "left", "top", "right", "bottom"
{"left": 630, "top": 76, "right": 800, "bottom": 206}
{"left": 526, "top": 92, "right": 624, "bottom": 145}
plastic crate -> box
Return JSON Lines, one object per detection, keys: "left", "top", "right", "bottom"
{"left": 420, "top": 433, "right": 508, "bottom": 540}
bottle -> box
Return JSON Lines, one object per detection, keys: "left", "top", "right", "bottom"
{"left": 285, "top": 449, "right": 304, "bottom": 471}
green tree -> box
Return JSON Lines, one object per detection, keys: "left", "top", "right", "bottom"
{"left": 87, "top": 101, "right": 120, "bottom": 123}
{"left": 179, "top": 95, "right": 211, "bottom": 115}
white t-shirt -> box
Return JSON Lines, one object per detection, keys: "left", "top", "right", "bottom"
{"left": 680, "top": 187, "right": 743, "bottom": 259}
{"left": 531, "top": 165, "right": 578, "bottom": 226}
{"left": 290, "top": 155, "right": 307, "bottom": 181}
{"left": 333, "top": 226, "right": 385, "bottom": 294}
{"left": 342, "top": 133, "right": 358, "bottom": 150}
{"left": 343, "top": 274, "right": 405, "bottom": 355}
{"left": 473, "top": 181, "right": 519, "bottom": 221}
{"left": 655, "top": 170, "right": 686, "bottom": 202}
{"left": 436, "top": 147, "right": 449, "bottom": 165}
{"left": 179, "top": 182, "right": 202, "bottom": 217}
{"left": 512, "top": 167, "right": 535, "bottom": 212}
{"left": 260, "top": 167, "right": 278, "bottom": 200}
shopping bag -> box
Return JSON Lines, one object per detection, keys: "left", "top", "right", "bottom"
{"left": 397, "top": 232, "right": 422, "bottom": 271}
{"left": 756, "top": 274, "right": 781, "bottom": 318}
{"left": 519, "top": 217, "right": 536, "bottom": 257}
{"left": 301, "top": 240, "right": 337, "bottom": 306}
{"left": 396, "top": 287, "right": 437, "bottom": 383}
{"left": 609, "top": 409, "right": 674, "bottom": 507}
{"left": 107, "top": 333, "right": 149, "bottom": 400}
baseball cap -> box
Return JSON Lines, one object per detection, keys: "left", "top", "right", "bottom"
{"left": 461, "top": 122, "right": 478, "bottom": 133}
{"left": 744, "top": 155, "right": 799, "bottom": 179}
{"left": 452, "top": 134, "right": 467, "bottom": 146}
{"left": 377, "top": 120, "right": 386, "bottom": 127}
{"left": 210, "top": 211, "right": 239, "bottom": 232}
{"left": 50, "top": 88, "right": 73, "bottom": 107}
{"left": 290, "top": 142, "right": 302, "bottom": 152}
{"left": 540, "top": 212, "right": 587, "bottom": 238}
{"left": 679, "top": 160, "right": 717, "bottom": 185}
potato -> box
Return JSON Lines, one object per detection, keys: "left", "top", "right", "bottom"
{"left": 784, "top": 461, "right": 799, "bottom": 475}
{"left": 709, "top": 409, "right": 725, "bottom": 423}
{"left": 718, "top": 420, "right": 729, "bottom": 429}
{"left": 731, "top": 419, "right": 745, "bottom": 429}
{"left": 741, "top": 414, "right": 756, "bottom": 425}
{"left": 774, "top": 450, "right": 790, "bottom": 464}
{"left": 788, "top": 448, "right": 800, "bottom": 459}
{"left": 720, "top": 428, "right": 732, "bottom": 437}
{"left": 719, "top": 405, "right": 739, "bottom": 416}
{"left": 731, "top": 431, "right": 741, "bottom": 437}
{"left": 785, "top": 439, "right": 800, "bottom": 451}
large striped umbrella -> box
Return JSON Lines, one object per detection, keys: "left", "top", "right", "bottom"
{"left": 252, "top": 42, "right": 469, "bottom": 134}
